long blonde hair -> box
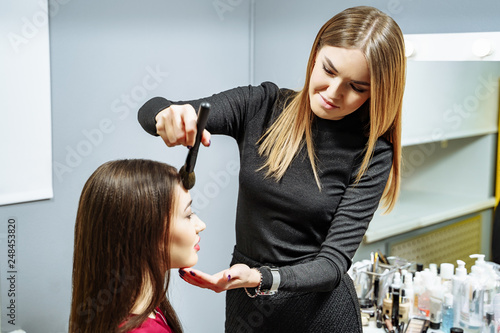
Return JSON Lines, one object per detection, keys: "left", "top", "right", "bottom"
{"left": 258, "top": 6, "right": 406, "bottom": 212}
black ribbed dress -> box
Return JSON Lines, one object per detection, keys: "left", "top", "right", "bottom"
{"left": 138, "top": 82, "right": 393, "bottom": 333}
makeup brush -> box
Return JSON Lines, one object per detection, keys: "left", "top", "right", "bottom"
{"left": 179, "top": 102, "right": 211, "bottom": 190}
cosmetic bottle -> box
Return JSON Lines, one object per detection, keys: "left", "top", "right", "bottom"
{"left": 429, "top": 281, "right": 444, "bottom": 331}
{"left": 429, "top": 263, "right": 438, "bottom": 277}
{"left": 494, "top": 294, "right": 500, "bottom": 333}
{"left": 392, "top": 271, "right": 402, "bottom": 289}
{"left": 440, "top": 263, "right": 454, "bottom": 294}
{"left": 482, "top": 312, "right": 495, "bottom": 333}
{"left": 399, "top": 288, "right": 411, "bottom": 324}
{"left": 481, "top": 262, "right": 497, "bottom": 326}
{"left": 403, "top": 272, "right": 414, "bottom": 316}
{"left": 382, "top": 286, "right": 393, "bottom": 317}
{"left": 441, "top": 293, "right": 454, "bottom": 333}
{"left": 459, "top": 265, "right": 483, "bottom": 332}
{"left": 413, "top": 272, "right": 423, "bottom": 317}
{"left": 418, "top": 270, "right": 432, "bottom": 319}
{"left": 452, "top": 260, "right": 467, "bottom": 328}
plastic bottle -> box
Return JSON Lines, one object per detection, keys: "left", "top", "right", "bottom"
{"left": 440, "top": 263, "right": 454, "bottom": 294}
{"left": 442, "top": 293, "right": 454, "bottom": 333}
{"left": 403, "top": 272, "right": 415, "bottom": 317}
{"left": 418, "top": 270, "right": 433, "bottom": 319}
{"left": 482, "top": 312, "right": 495, "bottom": 333}
{"left": 494, "top": 294, "right": 500, "bottom": 333}
{"left": 480, "top": 262, "right": 497, "bottom": 327}
{"left": 429, "top": 277, "right": 444, "bottom": 331}
{"left": 430, "top": 263, "right": 438, "bottom": 277}
{"left": 460, "top": 265, "right": 483, "bottom": 332}
{"left": 392, "top": 271, "right": 402, "bottom": 289}
{"left": 412, "top": 272, "right": 423, "bottom": 317}
{"left": 452, "top": 260, "right": 467, "bottom": 328}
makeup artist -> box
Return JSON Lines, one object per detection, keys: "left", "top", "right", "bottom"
{"left": 138, "top": 6, "right": 406, "bottom": 332}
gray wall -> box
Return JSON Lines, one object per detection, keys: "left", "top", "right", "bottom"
{"left": 1, "top": 1, "right": 500, "bottom": 332}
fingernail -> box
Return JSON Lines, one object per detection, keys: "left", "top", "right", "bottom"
{"left": 179, "top": 269, "right": 186, "bottom": 277}
{"left": 227, "top": 275, "right": 232, "bottom": 281}
{"left": 190, "top": 271, "right": 196, "bottom": 276}
{"left": 187, "top": 146, "right": 192, "bottom": 149}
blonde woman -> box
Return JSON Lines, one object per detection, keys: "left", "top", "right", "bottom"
{"left": 138, "top": 6, "right": 405, "bottom": 332}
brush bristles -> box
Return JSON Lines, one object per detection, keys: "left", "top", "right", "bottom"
{"left": 179, "top": 165, "right": 196, "bottom": 190}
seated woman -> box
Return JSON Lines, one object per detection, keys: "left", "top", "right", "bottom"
{"left": 69, "top": 159, "right": 206, "bottom": 333}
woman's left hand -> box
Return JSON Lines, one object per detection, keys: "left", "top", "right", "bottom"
{"left": 178, "top": 264, "right": 261, "bottom": 293}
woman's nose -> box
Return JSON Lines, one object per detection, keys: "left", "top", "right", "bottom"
{"left": 195, "top": 217, "right": 206, "bottom": 233}
{"left": 326, "top": 77, "right": 343, "bottom": 99}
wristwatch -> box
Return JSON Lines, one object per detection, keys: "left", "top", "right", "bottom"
{"left": 269, "top": 267, "right": 280, "bottom": 293}
{"left": 244, "top": 266, "right": 281, "bottom": 298}
{"left": 257, "top": 267, "right": 280, "bottom": 296}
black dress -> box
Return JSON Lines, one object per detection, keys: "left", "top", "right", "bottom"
{"left": 138, "top": 81, "right": 393, "bottom": 333}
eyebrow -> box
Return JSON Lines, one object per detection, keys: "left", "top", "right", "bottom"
{"left": 324, "top": 57, "right": 371, "bottom": 86}
{"left": 184, "top": 200, "right": 192, "bottom": 212}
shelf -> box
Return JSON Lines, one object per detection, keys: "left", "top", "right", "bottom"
{"left": 365, "top": 190, "right": 496, "bottom": 243}
{"left": 402, "top": 127, "right": 498, "bottom": 147}
{"left": 401, "top": 61, "right": 500, "bottom": 147}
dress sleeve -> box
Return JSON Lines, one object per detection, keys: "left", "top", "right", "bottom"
{"left": 276, "top": 140, "right": 394, "bottom": 292}
{"left": 137, "top": 82, "right": 280, "bottom": 143}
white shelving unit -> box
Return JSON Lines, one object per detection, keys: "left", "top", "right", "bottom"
{"left": 364, "top": 32, "right": 500, "bottom": 244}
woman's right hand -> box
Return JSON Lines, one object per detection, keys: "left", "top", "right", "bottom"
{"left": 155, "top": 104, "right": 211, "bottom": 147}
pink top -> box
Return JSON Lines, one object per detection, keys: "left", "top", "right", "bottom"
{"left": 126, "top": 308, "right": 174, "bottom": 333}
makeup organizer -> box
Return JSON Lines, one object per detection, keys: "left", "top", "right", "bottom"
{"left": 351, "top": 252, "right": 500, "bottom": 333}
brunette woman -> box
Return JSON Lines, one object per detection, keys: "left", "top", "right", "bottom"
{"left": 69, "top": 159, "right": 205, "bottom": 333}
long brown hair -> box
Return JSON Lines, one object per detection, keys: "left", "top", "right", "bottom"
{"left": 258, "top": 6, "right": 406, "bottom": 212}
{"left": 69, "top": 159, "right": 183, "bottom": 333}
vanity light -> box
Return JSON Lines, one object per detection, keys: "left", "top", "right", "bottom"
{"left": 405, "top": 40, "right": 415, "bottom": 58}
{"left": 472, "top": 38, "right": 493, "bottom": 58}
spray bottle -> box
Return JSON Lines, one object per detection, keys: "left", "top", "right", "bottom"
{"left": 403, "top": 272, "right": 414, "bottom": 318}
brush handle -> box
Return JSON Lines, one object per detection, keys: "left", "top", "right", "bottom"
{"left": 184, "top": 102, "right": 211, "bottom": 173}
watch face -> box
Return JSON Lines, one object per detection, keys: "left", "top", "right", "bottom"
{"left": 270, "top": 268, "right": 280, "bottom": 292}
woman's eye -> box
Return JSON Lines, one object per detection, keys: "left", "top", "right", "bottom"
{"left": 351, "top": 84, "right": 367, "bottom": 93}
{"left": 322, "top": 64, "right": 334, "bottom": 75}
{"left": 186, "top": 212, "right": 196, "bottom": 220}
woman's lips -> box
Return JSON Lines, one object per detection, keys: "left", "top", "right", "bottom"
{"left": 319, "top": 93, "right": 339, "bottom": 110}
{"left": 194, "top": 237, "right": 200, "bottom": 251}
